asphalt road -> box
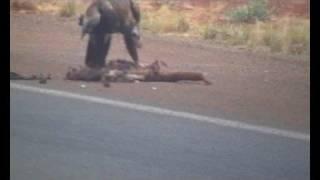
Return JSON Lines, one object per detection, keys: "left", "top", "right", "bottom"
{"left": 10, "top": 86, "right": 310, "bottom": 180}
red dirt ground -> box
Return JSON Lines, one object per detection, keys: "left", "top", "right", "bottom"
{"left": 10, "top": 12, "right": 309, "bottom": 133}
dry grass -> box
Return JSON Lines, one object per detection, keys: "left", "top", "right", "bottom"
{"left": 36, "top": 1, "right": 62, "bottom": 13}
{"left": 142, "top": 4, "right": 309, "bottom": 55}
{"left": 201, "top": 18, "right": 309, "bottom": 55}
{"left": 142, "top": 5, "right": 189, "bottom": 33}
{"left": 11, "top": 0, "right": 87, "bottom": 16}
{"left": 11, "top": 0, "right": 309, "bottom": 55}
{"left": 59, "top": 1, "right": 77, "bottom": 17}
{"left": 11, "top": 1, "right": 38, "bottom": 12}
{"left": 60, "top": 1, "right": 87, "bottom": 17}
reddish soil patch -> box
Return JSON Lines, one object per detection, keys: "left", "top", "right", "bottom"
{"left": 10, "top": 13, "right": 309, "bottom": 132}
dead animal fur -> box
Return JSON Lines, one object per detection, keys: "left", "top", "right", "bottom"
{"left": 65, "top": 66, "right": 105, "bottom": 81}
{"left": 66, "top": 60, "right": 211, "bottom": 86}
{"left": 144, "top": 71, "right": 211, "bottom": 85}
{"left": 10, "top": 72, "right": 51, "bottom": 84}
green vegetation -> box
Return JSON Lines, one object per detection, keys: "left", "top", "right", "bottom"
{"left": 141, "top": 3, "right": 309, "bottom": 55}
{"left": 201, "top": 18, "right": 309, "bottom": 55}
{"left": 13, "top": 0, "right": 307, "bottom": 55}
{"left": 227, "top": 0, "right": 270, "bottom": 23}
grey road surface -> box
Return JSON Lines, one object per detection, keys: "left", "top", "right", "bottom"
{"left": 10, "top": 87, "right": 309, "bottom": 180}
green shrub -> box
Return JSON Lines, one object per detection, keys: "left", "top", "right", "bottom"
{"left": 227, "top": 0, "right": 270, "bottom": 23}
{"left": 228, "top": 6, "right": 250, "bottom": 23}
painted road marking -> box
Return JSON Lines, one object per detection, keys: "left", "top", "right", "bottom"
{"left": 11, "top": 82, "right": 310, "bottom": 142}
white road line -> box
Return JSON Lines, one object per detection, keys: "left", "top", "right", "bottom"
{"left": 10, "top": 82, "right": 310, "bottom": 142}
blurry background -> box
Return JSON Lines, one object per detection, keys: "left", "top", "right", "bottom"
{"left": 11, "top": 0, "right": 310, "bottom": 56}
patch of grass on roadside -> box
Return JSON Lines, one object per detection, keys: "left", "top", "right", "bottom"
{"left": 36, "top": 1, "right": 62, "bottom": 14}
{"left": 11, "top": 0, "right": 38, "bottom": 12}
{"left": 226, "top": 0, "right": 270, "bottom": 23}
{"left": 141, "top": 2, "right": 309, "bottom": 55}
{"left": 11, "top": 0, "right": 87, "bottom": 15}
{"left": 258, "top": 17, "right": 310, "bottom": 54}
{"left": 281, "top": 17, "right": 310, "bottom": 55}
{"left": 18, "top": 0, "right": 307, "bottom": 56}
{"left": 59, "top": 0, "right": 77, "bottom": 18}
{"left": 141, "top": 5, "right": 190, "bottom": 33}
{"left": 201, "top": 23, "right": 251, "bottom": 45}
{"left": 199, "top": 17, "right": 309, "bottom": 55}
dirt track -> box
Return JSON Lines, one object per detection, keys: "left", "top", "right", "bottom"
{"left": 10, "top": 12, "right": 309, "bottom": 133}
